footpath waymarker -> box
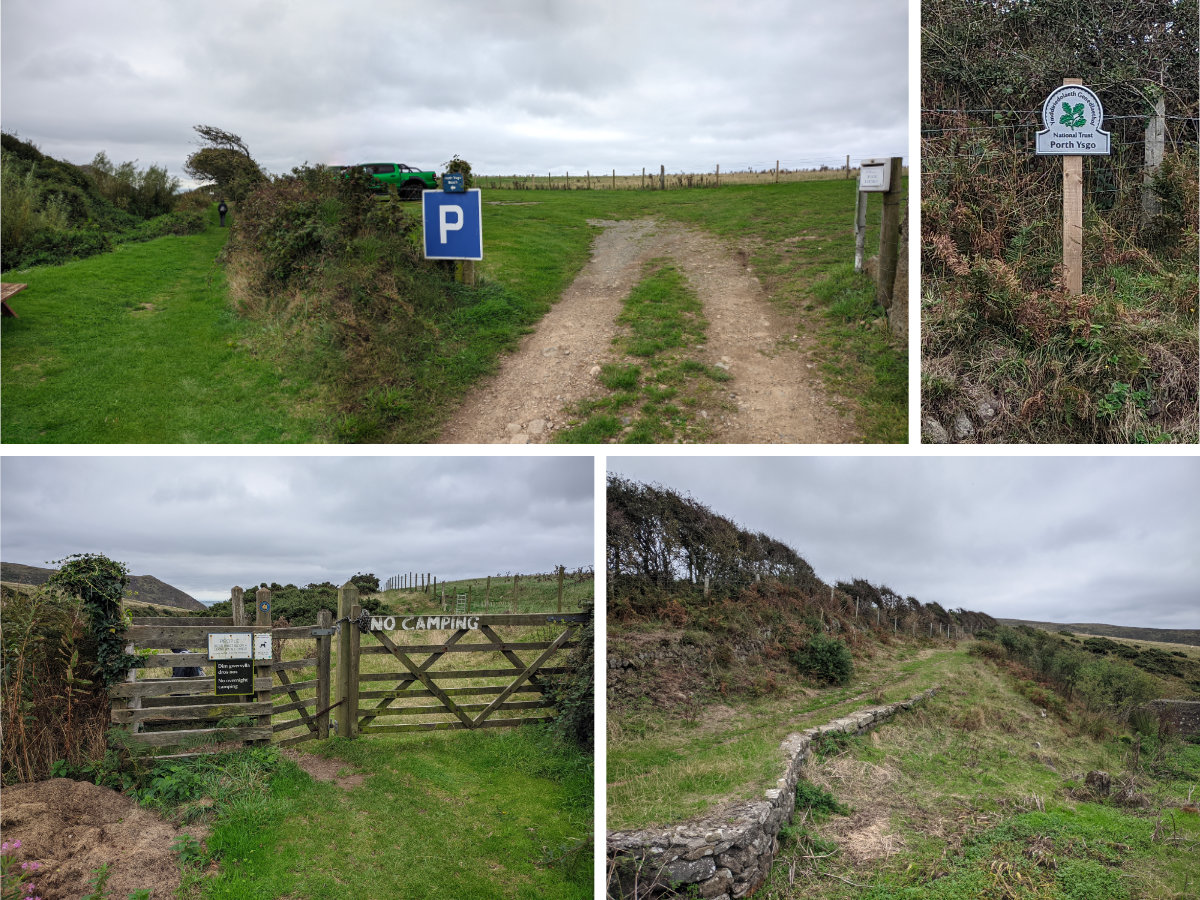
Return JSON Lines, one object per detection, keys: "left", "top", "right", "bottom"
{"left": 1036, "top": 79, "right": 1110, "bottom": 294}
{"left": 423, "top": 185, "right": 482, "bottom": 285}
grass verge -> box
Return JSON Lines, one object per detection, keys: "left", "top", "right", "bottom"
{"left": 554, "top": 258, "right": 731, "bottom": 443}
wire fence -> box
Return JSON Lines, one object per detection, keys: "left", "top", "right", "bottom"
{"left": 922, "top": 106, "right": 1198, "bottom": 215}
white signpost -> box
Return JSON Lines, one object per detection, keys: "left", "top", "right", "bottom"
{"left": 1037, "top": 79, "right": 1110, "bottom": 295}
{"left": 208, "top": 632, "right": 253, "bottom": 661}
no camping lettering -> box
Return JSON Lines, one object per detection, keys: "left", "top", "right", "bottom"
{"left": 370, "top": 615, "right": 480, "bottom": 632}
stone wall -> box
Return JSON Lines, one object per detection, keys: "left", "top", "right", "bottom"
{"left": 1144, "top": 699, "right": 1200, "bottom": 737}
{"left": 607, "top": 687, "right": 938, "bottom": 899}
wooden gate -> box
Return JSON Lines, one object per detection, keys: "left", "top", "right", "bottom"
{"left": 110, "top": 588, "right": 331, "bottom": 756}
{"left": 337, "top": 605, "right": 590, "bottom": 737}
{"left": 109, "top": 584, "right": 590, "bottom": 755}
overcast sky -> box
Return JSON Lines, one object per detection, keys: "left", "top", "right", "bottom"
{"left": 0, "top": 0, "right": 907, "bottom": 184}
{"left": 1, "top": 456, "right": 594, "bottom": 604}
{"left": 608, "top": 456, "right": 1199, "bottom": 630}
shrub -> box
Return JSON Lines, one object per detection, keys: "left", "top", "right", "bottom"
{"left": 791, "top": 634, "right": 854, "bottom": 685}
{"left": 543, "top": 600, "right": 593, "bottom": 752}
{"left": 1, "top": 584, "right": 110, "bottom": 783}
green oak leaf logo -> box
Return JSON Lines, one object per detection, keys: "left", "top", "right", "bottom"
{"left": 1060, "top": 102, "right": 1087, "bottom": 128}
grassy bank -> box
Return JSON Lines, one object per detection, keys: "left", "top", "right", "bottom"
{"left": 758, "top": 650, "right": 1200, "bottom": 899}
{"left": 607, "top": 642, "right": 963, "bottom": 831}
{"left": 1, "top": 205, "right": 320, "bottom": 442}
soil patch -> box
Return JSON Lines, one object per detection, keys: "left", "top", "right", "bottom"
{"left": 281, "top": 747, "right": 365, "bottom": 789}
{"left": 438, "top": 218, "right": 855, "bottom": 443}
{"left": 0, "top": 778, "right": 202, "bottom": 900}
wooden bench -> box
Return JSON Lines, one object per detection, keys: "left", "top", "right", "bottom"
{"left": 1, "top": 282, "right": 27, "bottom": 318}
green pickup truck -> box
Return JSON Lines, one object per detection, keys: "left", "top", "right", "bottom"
{"left": 347, "top": 163, "right": 439, "bottom": 200}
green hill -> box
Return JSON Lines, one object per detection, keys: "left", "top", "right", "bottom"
{"left": 0, "top": 561, "right": 206, "bottom": 612}
{"left": 998, "top": 618, "right": 1200, "bottom": 648}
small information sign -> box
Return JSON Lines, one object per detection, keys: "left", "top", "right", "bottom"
{"left": 208, "top": 633, "right": 253, "bottom": 660}
{"left": 1036, "top": 84, "right": 1110, "bottom": 155}
{"left": 254, "top": 632, "right": 272, "bottom": 662}
{"left": 858, "top": 158, "right": 891, "bottom": 192}
{"left": 215, "top": 660, "right": 254, "bottom": 695}
{"left": 442, "top": 172, "right": 466, "bottom": 193}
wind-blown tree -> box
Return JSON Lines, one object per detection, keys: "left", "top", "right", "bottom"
{"left": 183, "top": 125, "right": 266, "bottom": 201}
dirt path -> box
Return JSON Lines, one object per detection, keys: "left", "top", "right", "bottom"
{"left": 437, "top": 218, "right": 856, "bottom": 444}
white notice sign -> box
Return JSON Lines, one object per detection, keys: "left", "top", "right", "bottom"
{"left": 1036, "top": 84, "right": 1110, "bottom": 155}
{"left": 208, "top": 632, "right": 253, "bottom": 660}
{"left": 254, "top": 632, "right": 272, "bottom": 661}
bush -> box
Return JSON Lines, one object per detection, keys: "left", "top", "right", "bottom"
{"left": 543, "top": 600, "right": 593, "bottom": 752}
{"left": 791, "top": 634, "right": 854, "bottom": 685}
{"left": 1, "top": 584, "right": 110, "bottom": 783}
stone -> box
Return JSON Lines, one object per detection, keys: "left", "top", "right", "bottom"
{"left": 664, "top": 856, "right": 716, "bottom": 884}
{"left": 952, "top": 412, "right": 975, "bottom": 440}
{"left": 922, "top": 417, "right": 950, "bottom": 443}
{"left": 697, "top": 868, "right": 734, "bottom": 899}
{"left": 527, "top": 418, "right": 546, "bottom": 435}
{"left": 589, "top": 365, "right": 602, "bottom": 377}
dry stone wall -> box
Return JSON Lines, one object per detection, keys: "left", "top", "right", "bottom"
{"left": 608, "top": 687, "right": 938, "bottom": 900}
{"left": 1144, "top": 699, "right": 1200, "bottom": 737}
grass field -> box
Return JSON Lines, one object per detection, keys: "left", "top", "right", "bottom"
{"left": 1, "top": 205, "right": 322, "bottom": 443}
{"left": 3, "top": 179, "right": 905, "bottom": 443}
{"left": 379, "top": 571, "right": 595, "bottom": 616}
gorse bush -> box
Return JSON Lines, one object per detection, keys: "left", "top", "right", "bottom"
{"left": 791, "top": 634, "right": 854, "bottom": 686}
{"left": 206, "top": 581, "right": 384, "bottom": 625}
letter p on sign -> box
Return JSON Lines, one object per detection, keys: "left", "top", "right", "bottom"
{"left": 423, "top": 189, "right": 483, "bottom": 260}
{"left": 440, "top": 205, "right": 464, "bottom": 243}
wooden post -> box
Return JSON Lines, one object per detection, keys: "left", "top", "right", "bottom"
{"left": 704, "top": 574, "right": 711, "bottom": 598}
{"left": 231, "top": 586, "right": 245, "bottom": 627}
{"left": 716, "top": 163, "right": 720, "bottom": 187}
{"left": 316, "top": 609, "right": 332, "bottom": 740}
{"left": 853, "top": 189, "right": 867, "bottom": 272}
{"left": 845, "top": 154, "right": 850, "bottom": 178}
{"left": 660, "top": 164, "right": 665, "bottom": 190}
{"left": 1062, "top": 78, "right": 1084, "bottom": 295}
{"left": 463, "top": 260, "right": 475, "bottom": 286}
{"left": 775, "top": 160, "right": 780, "bottom": 184}
{"left": 642, "top": 167, "right": 645, "bottom": 189}
{"left": 1142, "top": 96, "right": 1166, "bottom": 222}
{"left": 335, "top": 581, "right": 357, "bottom": 738}
{"left": 348, "top": 598, "right": 361, "bottom": 737}
{"left": 485, "top": 575, "right": 491, "bottom": 612}
{"left": 557, "top": 565, "right": 564, "bottom": 613}
{"left": 875, "top": 156, "right": 903, "bottom": 308}
{"left": 254, "top": 588, "right": 271, "bottom": 743}
{"left": 512, "top": 574, "right": 520, "bottom": 613}
{"left": 612, "top": 169, "right": 616, "bottom": 190}
{"left": 468, "top": 584, "right": 473, "bottom": 613}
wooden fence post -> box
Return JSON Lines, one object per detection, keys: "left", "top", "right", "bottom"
{"left": 853, "top": 189, "right": 867, "bottom": 272}
{"left": 1061, "top": 78, "right": 1085, "bottom": 295}
{"left": 255, "top": 587, "right": 271, "bottom": 744}
{"left": 348, "top": 596, "right": 361, "bottom": 737}
{"left": 612, "top": 169, "right": 616, "bottom": 190}
{"left": 875, "top": 156, "right": 904, "bottom": 308}
{"left": 512, "top": 574, "right": 520, "bottom": 613}
{"left": 716, "top": 163, "right": 720, "bottom": 187}
{"left": 775, "top": 160, "right": 780, "bottom": 184}
{"left": 485, "top": 575, "right": 492, "bottom": 611}
{"left": 845, "top": 154, "right": 850, "bottom": 178}
{"left": 660, "top": 164, "right": 665, "bottom": 190}
{"left": 316, "top": 609, "right": 332, "bottom": 740}
{"left": 557, "top": 565, "right": 564, "bottom": 613}
{"left": 642, "top": 167, "right": 646, "bottom": 189}
{"left": 1142, "top": 96, "right": 1166, "bottom": 223}
{"left": 335, "top": 581, "right": 356, "bottom": 738}
{"left": 231, "top": 586, "right": 245, "bottom": 627}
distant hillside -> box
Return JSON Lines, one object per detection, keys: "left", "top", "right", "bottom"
{"left": 999, "top": 618, "right": 1200, "bottom": 648}
{"left": 0, "top": 562, "right": 206, "bottom": 612}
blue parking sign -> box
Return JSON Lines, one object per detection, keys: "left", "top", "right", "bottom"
{"left": 423, "top": 188, "right": 482, "bottom": 260}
